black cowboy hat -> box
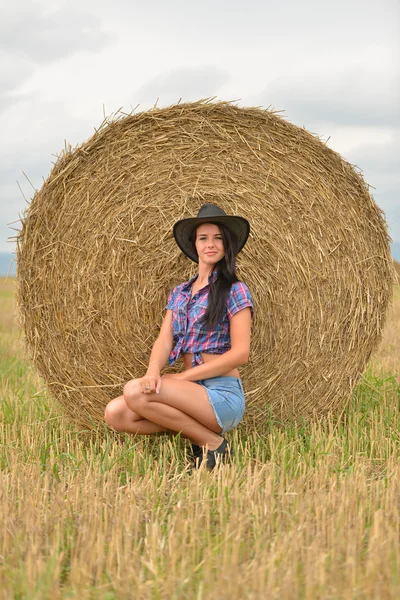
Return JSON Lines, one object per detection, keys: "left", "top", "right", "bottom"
{"left": 173, "top": 203, "right": 250, "bottom": 263}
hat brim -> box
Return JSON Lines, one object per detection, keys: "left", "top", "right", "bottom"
{"left": 173, "top": 215, "right": 250, "bottom": 263}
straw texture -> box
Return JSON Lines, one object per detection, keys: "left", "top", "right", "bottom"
{"left": 16, "top": 99, "right": 397, "bottom": 428}
{"left": 394, "top": 259, "right": 400, "bottom": 279}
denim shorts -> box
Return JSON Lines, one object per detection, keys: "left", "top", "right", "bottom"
{"left": 195, "top": 376, "right": 246, "bottom": 434}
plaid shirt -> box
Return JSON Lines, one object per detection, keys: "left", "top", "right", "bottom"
{"left": 165, "top": 268, "right": 254, "bottom": 368}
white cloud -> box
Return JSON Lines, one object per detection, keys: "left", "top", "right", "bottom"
{"left": 0, "top": 1, "right": 112, "bottom": 64}
{"left": 135, "top": 66, "right": 232, "bottom": 106}
{"left": 0, "top": 0, "right": 113, "bottom": 118}
{"left": 0, "top": 0, "right": 399, "bottom": 252}
{"left": 256, "top": 48, "right": 399, "bottom": 129}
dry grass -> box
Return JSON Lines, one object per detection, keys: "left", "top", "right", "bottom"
{"left": 15, "top": 99, "right": 396, "bottom": 428}
{"left": 393, "top": 258, "right": 400, "bottom": 278}
{"left": 1, "top": 441, "right": 399, "bottom": 599}
{"left": 1, "top": 277, "right": 399, "bottom": 598}
{"left": 369, "top": 281, "right": 400, "bottom": 379}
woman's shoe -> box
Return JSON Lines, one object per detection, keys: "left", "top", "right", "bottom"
{"left": 191, "top": 438, "right": 232, "bottom": 471}
{"left": 191, "top": 443, "right": 204, "bottom": 468}
{"left": 205, "top": 438, "right": 231, "bottom": 470}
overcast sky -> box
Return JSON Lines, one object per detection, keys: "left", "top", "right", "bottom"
{"left": 1, "top": 0, "right": 399, "bottom": 254}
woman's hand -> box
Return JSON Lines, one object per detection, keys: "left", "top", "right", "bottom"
{"left": 139, "top": 372, "right": 185, "bottom": 395}
{"left": 139, "top": 370, "right": 162, "bottom": 394}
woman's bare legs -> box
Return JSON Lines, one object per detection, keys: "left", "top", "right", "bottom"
{"left": 104, "top": 395, "right": 170, "bottom": 435}
{"left": 124, "top": 377, "right": 223, "bottom": 449}
{"left": 105, "top": 377, "right": 224, "bottom": 450}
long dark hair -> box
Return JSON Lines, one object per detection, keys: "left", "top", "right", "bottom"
{"left": 189, "top": 222, "right": 239, "bottom": 329}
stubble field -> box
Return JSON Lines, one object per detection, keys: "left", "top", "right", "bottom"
{"left": 0, "top": 277, "right": 399, "bottom": 599}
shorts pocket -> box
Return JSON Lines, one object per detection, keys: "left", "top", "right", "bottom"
{"left": 234, "top": 396, "right": 245, "bottom": 426}
{"left": 224, "top": 392, "right": 245, "bottom": 431}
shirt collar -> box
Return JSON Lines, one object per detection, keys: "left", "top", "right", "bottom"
{"left": 183, "top": 267, "right": 219, "bottom": 291}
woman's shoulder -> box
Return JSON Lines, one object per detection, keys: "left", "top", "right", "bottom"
{"left": 226, "top": 279, "right": 254, "bottom": 319}
{"left": 166, "top": 281, "right": 187, "bottom": 309}
{"left": 229, "top": 280, "right": 253, "bottom": 297}
{"left": 169, "top": 277, "right": 189, "bottom": 293}
{"left": 166, "top": 278, "right": 192, "bottom": 304}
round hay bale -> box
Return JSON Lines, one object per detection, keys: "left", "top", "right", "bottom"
{"left": 16, "top": 99, "right": 396, "bottom": 429}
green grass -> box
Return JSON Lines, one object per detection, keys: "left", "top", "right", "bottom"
{"left": 1, "top": 284, "right": 400, "bottom": 598}
{"left": 1, "top": 358, "right": 398, "bottom": 481}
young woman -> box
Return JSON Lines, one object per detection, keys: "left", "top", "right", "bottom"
{"left": 104, "top": 203, "right": 254, "bottom": 470}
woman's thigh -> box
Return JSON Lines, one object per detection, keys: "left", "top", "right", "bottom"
{"left": 124, "top": 377, "right": 222, "bottom": 434}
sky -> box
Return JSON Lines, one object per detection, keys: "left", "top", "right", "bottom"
{"left": 1, "top": 0, "right": 399, "bottom": 256}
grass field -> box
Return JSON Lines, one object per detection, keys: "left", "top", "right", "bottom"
{"left": 1, "top": 278, "right": 399, "bottom": 599}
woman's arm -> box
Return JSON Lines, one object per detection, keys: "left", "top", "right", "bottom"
{"left": 177, "top": 348, "right": 248, "bottom": 381}
{"left": 177, "top": 307, "right": 252, "bottom": 381}
{"left": 146, "top": 310, "right": 174, "bottom": 373}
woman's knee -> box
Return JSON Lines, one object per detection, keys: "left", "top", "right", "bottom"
{"left": 104, "top": 399, "right": 119, "bottom": 427}
{"left": 123, "top": 379, "right": 141, "bottom": 401}
{"left": 104, "top": 395, "right": 144, "bottom": 432}
{"left": 104, "top": 397, "right": 132, "bottom": 430}
{"left": 123, "top": 379, "right": 144, "bottom": 411}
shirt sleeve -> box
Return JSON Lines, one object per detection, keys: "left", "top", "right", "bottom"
{"left": 227, "top": 281, "right": 254, "bottom": 320}
{"left": 165, "top": 287, "right": 177, "bottom": 310}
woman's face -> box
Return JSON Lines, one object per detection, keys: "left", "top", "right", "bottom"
{"left": 195, "top": 223, "right": 225, "bottom": 265}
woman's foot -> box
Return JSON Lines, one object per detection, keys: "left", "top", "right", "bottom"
{"left": 205, "top": 438, "right": 231, "bottom": 470}
{"left": 191, "top": 438, "right": 231, "bottom": 471}
{"left": 191, "top": 443, "right": 204, "bottom": 468}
